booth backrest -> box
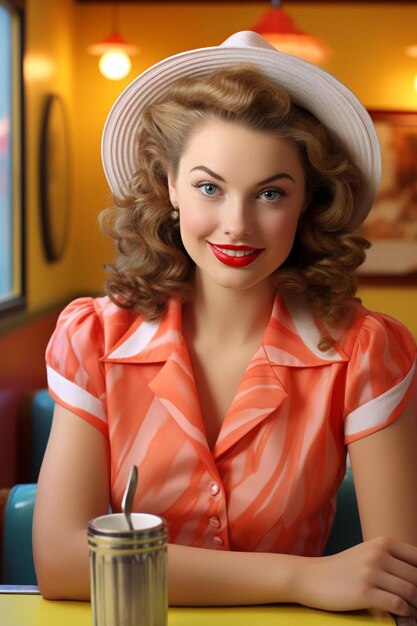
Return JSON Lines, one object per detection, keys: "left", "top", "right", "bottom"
{"left": 0, "top": 306, "right": 61, "bottom": 489}
{"left": 28, "top": 390, "right": 55, "bottom": 482}
{"left": 0, "top": 389, "right": 54, "bottom": 584}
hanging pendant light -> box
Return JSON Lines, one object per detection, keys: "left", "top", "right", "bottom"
{"left": 249, "top": 0, "right": 330, "bottom": 65}
{"left": 87, "top": 2, "right": 139, "bottom": 80}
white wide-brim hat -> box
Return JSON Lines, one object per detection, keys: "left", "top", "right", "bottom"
{"left": 102, "top": 30, "right": 381, "bottom": 228}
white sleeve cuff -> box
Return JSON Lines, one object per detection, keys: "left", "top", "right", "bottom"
{"left": 47, "top": 365, "right": 107, "bottom": 425}
{"left": 345, "top": 358, "right": 416, "bottom": 439}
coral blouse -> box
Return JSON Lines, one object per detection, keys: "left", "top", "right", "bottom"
{"left": 46, "top": 293, "right": 416, "bottom": 557}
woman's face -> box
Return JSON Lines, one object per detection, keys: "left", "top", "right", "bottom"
{"left": 167, "top": 118, "right": 306, "bottom": 293}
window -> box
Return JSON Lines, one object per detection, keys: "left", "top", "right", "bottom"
{"left": 0, "top": 0, "right": 24, "bottom": 316}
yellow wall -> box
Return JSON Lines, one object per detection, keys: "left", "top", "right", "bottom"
{"left": 24, "top": 2, "right": 417, "bottom": 333}
{"left": 24, "top": 0, "right": 79, "bottom": 310}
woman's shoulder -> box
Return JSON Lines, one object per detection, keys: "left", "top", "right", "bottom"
{"left": 52, "top": 295, "right": 146, "bottom": 355}
{"left": 330, "top": 302, "right": 417, "bottom": 391}
{"left": 280, "top": 293, "right": 415, "bottom": 364}
{"left": 335, "top": 299, "right": 416, "bottom": 369}
{"left": 56, "top": 295, "right": 139, "bottom": 324}
{"left": 337, "top": 301, "right": 416, "bottom": 443}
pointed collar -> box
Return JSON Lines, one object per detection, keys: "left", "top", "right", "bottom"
{"left": 263, "top": 294, "right": 349, "bottom": 367}
{"left": 101, "top": 293, "right": 349, "bottom": 367}
{"left": 101, "top": 298, "right": 183, "bottom": 364}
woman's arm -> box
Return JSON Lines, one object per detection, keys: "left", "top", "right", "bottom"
{"left": 348, "top": 402, "right": 417, "bottom": 545}
{"left": 33, "top": 404, "right": 111, "bottom": 600}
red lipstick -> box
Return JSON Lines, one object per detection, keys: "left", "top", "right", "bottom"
{"left": 207, "top": 242, "right": 263, "bottom": 268}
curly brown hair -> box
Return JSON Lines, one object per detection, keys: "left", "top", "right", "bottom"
{"left": 100, "top": 65, "right": 370, "bottom": 343}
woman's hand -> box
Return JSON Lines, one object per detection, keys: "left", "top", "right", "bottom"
{"left": 297, "top": 537, "right": 417, "bottom": 618}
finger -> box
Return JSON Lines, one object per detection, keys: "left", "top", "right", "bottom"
{"left": 386, "top": 556, "right": 417, "bottom": 590}
{"left": 387, "top": 539, "right": 417, "bottom": 568}
{"left": 373, "top": 571, "right": 417, "bottom": 614}
{"left": 370, "top": 587, "right": 417, "bottom": 619}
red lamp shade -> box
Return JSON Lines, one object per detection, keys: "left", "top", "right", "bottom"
{"left": 250, "top": 6, "right": 330, "bottom": 65}
{"left": 87, "top": 32, "right": 139, "bottom": 57}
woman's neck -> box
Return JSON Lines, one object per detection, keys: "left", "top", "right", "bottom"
{"left": 183, "top": 272, "right": 276, "bottom": 348}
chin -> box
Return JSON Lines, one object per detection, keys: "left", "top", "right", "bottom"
{"left": 207, "top": 271, "right": 271, "bottom": 292}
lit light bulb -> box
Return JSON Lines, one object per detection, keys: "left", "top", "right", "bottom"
{"left": 98, "top": 50, "right": 131, "bottom": 80}
{"left": 414, "top": 75, "right": 417, "bottom": 93}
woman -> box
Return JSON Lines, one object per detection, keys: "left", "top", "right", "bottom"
{"left": 33, "top": 32, "right": 417, "bottom": 617}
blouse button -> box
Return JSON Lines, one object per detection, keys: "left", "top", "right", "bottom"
{"left": 209, "top": 481, "right": 220, "bottom": 496}
{"left": 208, "top": 516, "right": 221, "bottom": 528}
{"left": 212, "top": 536, "right": 224, "bottom": 547}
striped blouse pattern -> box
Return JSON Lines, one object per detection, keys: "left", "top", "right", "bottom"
{"left": 46, "top": 294, "right": 416, "bottom": 556}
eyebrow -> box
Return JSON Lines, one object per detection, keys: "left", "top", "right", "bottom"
{"left": 190, "top": 166, "right": 225, "bottom": 182}
{"left": 189, "top": 166, "right": 295, "bottom": 185}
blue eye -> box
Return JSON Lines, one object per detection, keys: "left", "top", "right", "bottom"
{"left": 196, "top": 182, "right": 219, "bottom": 197}
{"left": 260, "top": 189, "right": 286, "bottom": 202}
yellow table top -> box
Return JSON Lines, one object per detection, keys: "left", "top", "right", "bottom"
{"left": 0, "top": 593, "right": 395, "bottom": 626}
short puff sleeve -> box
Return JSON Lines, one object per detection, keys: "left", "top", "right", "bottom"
{"left": 343, "top": 312, "right": 416, "bottom": 444}
{"left": 46, "top": 297, "right": 108, "bottom": 436}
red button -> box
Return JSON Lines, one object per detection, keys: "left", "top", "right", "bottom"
{"left": 209, "top": 481, "right": 220, "bottom": 496}
{"left": 208, "top": 516, "right": 221, "bottom": 528}
{"left": 212, "top": 536, "right": 224, "bottom": 546}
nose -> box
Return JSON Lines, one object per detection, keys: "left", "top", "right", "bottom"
{"left": 223, "top": 198, "right": 253, "bottom": 239}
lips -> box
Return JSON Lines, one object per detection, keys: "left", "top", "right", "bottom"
{"left": 207, "top": 242, "right": 263, "bottom": 268}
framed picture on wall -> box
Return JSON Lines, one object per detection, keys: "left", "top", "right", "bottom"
{"left": 358, "top": 110, "right": 417, "bottom": 284}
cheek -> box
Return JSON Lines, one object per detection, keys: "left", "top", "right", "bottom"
{"left": 179, "top": 207, "right": 217, "bottom": 238}
{"left": 265, "top": 211, "right": 301, "bottom": 244}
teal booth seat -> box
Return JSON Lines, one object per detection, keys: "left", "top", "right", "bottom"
{"left": 2, "top": 484, "right": 37, "bottom": 585}
{"left": 2, "top": 470, "right": 362, "bottom": 586}
{"left": 324, "top": 468, "right": 363, "bottom": 556}
{"left": 29, "top": 389, "right": 55, "bottom": 482}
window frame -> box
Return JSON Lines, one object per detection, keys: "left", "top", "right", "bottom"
{"left": 0, "top": 0, "right": 26, "bottom": 318}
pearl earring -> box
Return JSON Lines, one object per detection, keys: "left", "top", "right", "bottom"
{"left": 171, "top": 204, "right": 179, "bottom": 220}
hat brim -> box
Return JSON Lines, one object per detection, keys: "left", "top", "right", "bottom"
{"left": 102, "top": 31, "right": 380, "bottom": 228}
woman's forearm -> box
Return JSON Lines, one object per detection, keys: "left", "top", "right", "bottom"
{"left": 36, "top": 535, "right": 417, "bottom": 618}
{"left": 168, "top": 543, "right": 305, "bottom": 606}
{"left": 34, "top": 528, "right": 91, "bottom": 600}
{"left": 169, "top": 539, "right": 417, "bottom": 617}
{"left": 36, "top": 534, "right": 306, "bottom": 604}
